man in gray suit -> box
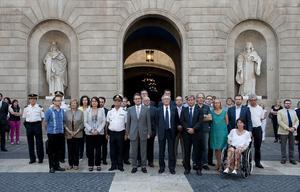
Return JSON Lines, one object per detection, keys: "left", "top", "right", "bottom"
{"left": 126, "top": 93, "right": 151, "bottom": 173}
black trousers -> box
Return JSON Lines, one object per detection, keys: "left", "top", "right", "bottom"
{"left": 59, "top": 138, "right": 66, "bottom": 162}
{"left": 147, "top": 135, "right": 155, "bottom": 164}
{"left": 102, "top": 136, "right": 108, "bottom": 163}
{"left": 47, "top": 133, "right": 64, "bottom": 169}
{"left": 183, "top": 132, "right": 202, "bottom": 171}
{"left": 298, "top": 128, "right": 300, "bottom": 160}
{"left": 158, "top": 130, "right": 176, "bottom": 170}
{"left": 252, "top": 126, "right": 263, "bottom": 164}
{"left": 26, "top": 122, "right": 44, "bottom": 161}
{"left": 79, "top": 132, "right": 85, "bottom": 159}
{"left": 208, "top": 133, "right": 214, "bottom": 165}
{"left": 123, "top": 139, "right": 130, "bottom": 162}
{"left": 67, "top": 138, "right": 80, "bottom": 166}
{"left": 271, "top": 117, "right": 280, "bottom": 141}
{"left": 86, "top": 135, "right": 104, "bottom": 167}
{"left": 109, "top": 130, "right": 125, "bottom": 168}
{"left": 0, "top": 122, "right": 7, "bottom": 150}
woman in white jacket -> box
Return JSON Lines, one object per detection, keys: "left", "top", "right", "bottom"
{"left": 84, "top": 97, "right": 106, "bottom": 171}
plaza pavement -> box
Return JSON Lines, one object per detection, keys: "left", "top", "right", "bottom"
{"left": 0, "top": 136, "right": 299, "bottom": 192}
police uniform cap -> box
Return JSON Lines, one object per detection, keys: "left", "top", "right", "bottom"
{"left": 54, "top": 91, "right": 64, "bottom": 96}
{"left": 28, "top": 94, "right": 38, "bottom": 99}
{"left": 113, "top": 94, "right": 123, "bottom": 101}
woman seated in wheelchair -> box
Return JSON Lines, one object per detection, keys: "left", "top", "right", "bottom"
{"left": 224, "top": 118, "right": 251, "bottom": 174}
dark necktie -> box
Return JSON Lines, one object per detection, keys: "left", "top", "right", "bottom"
{"left": 287, "top": 109, "right": 292, "bottom": 127}
{"left": 189, "top": 107, "right": 193, "bottom": 128}
{"left": 165, "top": 107, "right": 170, "bottom": 129}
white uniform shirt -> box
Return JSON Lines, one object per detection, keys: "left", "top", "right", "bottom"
{"left": 248, "top": 105, "right": 264, "bottom": 127}
{"left": 22, "top": 104, "right": 44, "bottom": 122}
{"left": 106, "top": 107, "right": 127, "bottom": 132}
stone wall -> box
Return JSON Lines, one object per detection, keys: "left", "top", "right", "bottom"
{"left": 0, "top": 0, "right": 299, "bottom": 107}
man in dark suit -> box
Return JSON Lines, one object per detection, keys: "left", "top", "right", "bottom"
{"left": 143, "top": 96, "right": 157, "bottom": 167}
{"left": 121, "top": 96, "right": 131, "bottom": 165}
{"left": 0, "top": 93, "right": 9, "bottom": 151}
{"left": 196, "top": 93, "right": 213, "bottom": 170}
{"left": 126, "top": 93, "right": 151, "bottom": 174}
{"left": 227, "top": 95, "right": 252, "bottom": 132}
{"left": 99, "top": 96, "right": 109, "bottom": 165}
{"left": 158, "top": 89, "right": 176, "bottom": 108}
{"left": 181, "top": 95, "right": 204, "bottom": 175}
{"left": 175, "top": 96, "right": 185, "bottom": 165}
{"left": 156, "top": 95, "right": 178, "bottom": 174}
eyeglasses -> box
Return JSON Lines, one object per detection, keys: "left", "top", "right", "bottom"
{"left": 54, "top": 100, "right": 62, "bottom": 102}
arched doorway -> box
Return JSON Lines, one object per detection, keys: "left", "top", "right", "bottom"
{"left": 123, "top": 16, "right": 182, "bottom": 103}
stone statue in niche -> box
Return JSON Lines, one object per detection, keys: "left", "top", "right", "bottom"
{"left": 44, "top": 41, "right": 68, "bottom": 96}
{"left": 236, "top": 42, "right": 262, "bottom": 96}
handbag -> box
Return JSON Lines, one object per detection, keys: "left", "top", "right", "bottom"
{"left": 268, "top": 112, "right": 273, "bottom": 119}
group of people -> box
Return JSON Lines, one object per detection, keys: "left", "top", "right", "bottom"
{"left": 0, "top": 90, "right": 299, "bottom": 175}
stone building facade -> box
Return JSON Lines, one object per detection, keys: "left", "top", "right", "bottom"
{"left": 0, "top": 0, "right": 299, "bottom": 106}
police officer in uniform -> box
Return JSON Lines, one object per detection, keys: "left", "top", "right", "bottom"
{"left": 106, "top": 94, "right": 127, "bottom": 171}
{"left": 22, "top": 94, "right": 44, "bottom": 164}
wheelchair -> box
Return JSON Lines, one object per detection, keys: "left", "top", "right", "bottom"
{"left": 220, "top": 143, "right": 254, "bottom": 178}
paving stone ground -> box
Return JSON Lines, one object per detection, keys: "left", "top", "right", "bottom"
{"left": 0, "top": 136, "right": 299, "bottom": 192}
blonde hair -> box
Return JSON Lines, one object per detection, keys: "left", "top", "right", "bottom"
{"left": 70, "top": 98, "right": 79, "bottom": 108}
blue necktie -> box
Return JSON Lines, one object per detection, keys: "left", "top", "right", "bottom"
{"left": 189, "top": 107, "right": 193, "bottom": 128}
{"left": 165, "top": 107, "right": 170, "bottom": 129}
{"left": 287, "top": 110, "right": 292, "bottom": 127}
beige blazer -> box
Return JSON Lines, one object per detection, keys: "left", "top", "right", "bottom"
{"left": 277, "top": 108, "right": 299, "bottom": 136}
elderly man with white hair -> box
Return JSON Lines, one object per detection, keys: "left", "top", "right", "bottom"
{"left": 248, "top": 94, "right": 265, "bottom": 168}
{"left": 156, "top": 95, "right": 179, "bottom": 174}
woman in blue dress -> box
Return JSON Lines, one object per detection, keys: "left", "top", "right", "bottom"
{"left": 210, "top": 99, "right": 228, "bottom": 172}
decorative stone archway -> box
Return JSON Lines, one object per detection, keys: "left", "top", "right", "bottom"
{"left": 27, "top": 20, "right": 79, "bottom": 98}
{"left": 118, "top": 10, "right": 188, "bottom": 97}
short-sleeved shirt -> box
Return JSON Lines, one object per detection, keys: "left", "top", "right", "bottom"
{"left": 228, "top": 129, "right": 251, "bottom": 149}
{"left": 22, "top": 104, "right": 44, "bottom": 122}
{"left": 45, "top": 107, "right": 64, "bottom": 134}
{"left": 106, "top": 107, "right": 127, "bottom": 132}
{"left": 248, "top": 105, "right": 264, "bottom": 127}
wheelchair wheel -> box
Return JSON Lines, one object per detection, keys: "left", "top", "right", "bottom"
{"left": 239, "top": 154, "right": 247, "bottom": 179}
{"left": 247, "top": 149, "right": 254, "bottom": 175}
{"left": 221, "top": 147, "right": 227, "bottom": 171}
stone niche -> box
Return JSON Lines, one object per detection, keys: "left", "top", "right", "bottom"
{"left": 227, "top": 20, "right": 278, "bottom": 101}
{"left": 28, "top": 20, "right": 78, "bottom": 99}
{"left": 39, "top": 31, "right": 70, "bottom": 97}
{"left": 234, "top": 30, "right": 267, "bottom": 97}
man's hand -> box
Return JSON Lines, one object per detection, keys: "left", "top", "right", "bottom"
{"left": 124, "top": 134, "right": 128, "bottom": 141}
{"left": 177, "top": 125, "right": 183, "bottom": 132}
{"left": 204, "top": 114, "right": 212, "bottom": 121}
{"left": 187, "top": 128, "right": 194, "bottom": 134}
{"left": 106, "top": 134, "right": 109, "bottom": 140}
{"left": 147, "top": 134, "right": 150, "bottom": 139}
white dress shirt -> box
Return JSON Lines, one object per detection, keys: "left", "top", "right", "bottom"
{"left": 106, "top": 107, "right": 127, "bottom": 132}
{"left": 22, "top": 104, "right": 44, "bottom": 122}
{"left": 235, "top": 105, "right": 242, "bottom": 120}
{"left": 135, "top": 105, "right": 141, "bottom": 118}
{"left": 177, "top": 106, "right": 182, "bottom": 117}
{"left": 248, "top": 105, "right": 264, "bottom": 127}
{"left": 163, "top": 105, "right": 171, "bottom": 129}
